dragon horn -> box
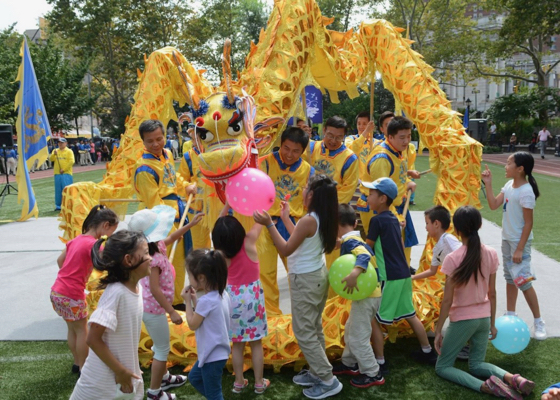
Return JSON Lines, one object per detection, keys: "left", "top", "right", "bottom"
{"left": 222, "top": 39, "right": 235, "bottom": 105}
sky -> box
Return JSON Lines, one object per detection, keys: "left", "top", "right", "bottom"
{"left": 0, "top": 0, "right": 52, "bottom": 33}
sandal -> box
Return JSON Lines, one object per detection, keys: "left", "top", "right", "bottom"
{"left": 232, "top": 378, "right": 248, "bottom": 394}
{"left": 486, "top": 376, "right": 523, "bottom": 400}
{"left": 254, "top": 378, "right": 270, "bottom": 394}
{"left": 510, "top": 374, "right": 535, "bottom": 396}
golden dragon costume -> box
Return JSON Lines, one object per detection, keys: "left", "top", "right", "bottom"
{"left": 57, "top": 0, "right": 482, "bottom": 370}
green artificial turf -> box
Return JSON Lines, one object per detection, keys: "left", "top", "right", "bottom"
{"left": 0, "top": 338, "right": 557, "bottom": 399}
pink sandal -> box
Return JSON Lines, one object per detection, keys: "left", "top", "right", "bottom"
{"left": 486, "top": 376, "right": 522, "bottom": 400}
{"left": 510, "top": 374, "right": 535, "bottom": 396}
{"left": 254, "top": 378, "right": 270, "bottom": 394}
{"left": 232, "top": 379, "right": 248, "bottom": 394}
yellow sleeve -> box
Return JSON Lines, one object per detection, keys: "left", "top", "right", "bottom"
{"left": 338, "top": 157, "right": 359, "bottom": 203}
{"left": 135, "top": 172, "right": 165, "bottom": 209}
{"left": 176, "top": 156, "right": 193, "bottom": 197}
{"left": 368, "top": 157, "right": 392, "bottom": 182}
{"left": 350, "top": 135, "right": 367, "bottom": 155}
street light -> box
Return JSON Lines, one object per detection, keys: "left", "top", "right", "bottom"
{"left": 466, "top": 98, "right": 472, "bottom": 113}
{"left": 472, "top": 89, "right": 480, "bottom": 111}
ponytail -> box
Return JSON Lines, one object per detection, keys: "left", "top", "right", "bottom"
{"left": 451, "top": 206, "right": 483, "bottom": 287}
{"left": 306, "top": 174, "right": 338, "bottom": 254}
{"left": 82, "top": 205, "right": 120, "bottom": 234}
{"left": 513, "top": 152, "right": 540, "bottom": 199}
{"left": 91, "top": 230, "right": 147, "bottom": 289}
{"left": 186, "top": 249, "right": 228, "bottom": 295}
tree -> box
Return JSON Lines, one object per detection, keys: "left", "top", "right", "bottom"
{"left": 464, "top": 0, "right": 560, "bottom": 121}
{"left": 46, "top": 0, "right": 192, "bottom": 135}
{"left": 31, "top": 39, "right": 95, "bottom": 133}
{"left": 378, "top": 0, "right": 484, "bottom": 83}
{"left": 0, "top": 26, "right": 23, "bottom": 125}
{"left": 323, "top": 80, "right": 395, "bottom": 132}
{"left": 186, "top": 0, "right": 269, "bottom": 80}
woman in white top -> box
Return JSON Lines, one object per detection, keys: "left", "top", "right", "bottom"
{"left": 254, "top": 174, "right": 342, "bottom": 400}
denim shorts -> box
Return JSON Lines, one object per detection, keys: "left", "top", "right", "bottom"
{"left": 501, "top": 240, "right": 534, "bottom": 291}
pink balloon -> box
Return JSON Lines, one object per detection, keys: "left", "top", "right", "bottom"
{"left": 225, "top": 168, "right": 276, "bottom": 216}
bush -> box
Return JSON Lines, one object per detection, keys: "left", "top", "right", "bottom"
{"left": 483, "top": 145, "right": 503, "bottom": 154}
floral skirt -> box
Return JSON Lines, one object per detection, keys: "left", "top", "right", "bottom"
{"left": 226, "top": 279, "right": 268, "bottom": 342}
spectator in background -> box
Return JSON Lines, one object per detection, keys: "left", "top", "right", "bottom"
{"left": 101, "top": 142, "right": 109, "bottom": 161}
{"left": 538, "top": 126, "right": 552, "bottom": 159}
{"left": 528, "top": 132, "right": 538, "bottom": 153}
{"left": 89, "top": 140, "right": 97, "bottom": 164}
{"left": 489, "top": 121, "right": 497, "bottom": 146}
{"left": 508, "top": 133, "right": 517, "bottom": 153}
{"left": 6, "top": 145, "right": 17, "bottom": 176}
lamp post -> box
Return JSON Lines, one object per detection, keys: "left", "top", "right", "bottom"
{"left": 472, "top": 89, "right": 480, "bottom": 112}
{"left": 466, "top": 98, "right": 472, "bottom": 114}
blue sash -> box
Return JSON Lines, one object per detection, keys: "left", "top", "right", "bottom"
{"left": 395, "top": 202, "right": 418, "bottom": 248}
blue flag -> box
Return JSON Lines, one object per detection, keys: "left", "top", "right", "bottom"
{"left": 304, "top": 86, "right": 323, "bottom": 124}
{"left": 14, "top": 37, "right": 51, "bottom": 221}
{"left": 463, "top": 106, "right": 469, "bottom": 130}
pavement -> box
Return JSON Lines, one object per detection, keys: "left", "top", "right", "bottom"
{"left": 1, "top": 211, "right": 558, "bottom": 341}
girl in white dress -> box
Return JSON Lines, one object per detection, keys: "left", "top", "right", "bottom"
{"left": 70, "top": 230, "right": 152, "bottom": 400}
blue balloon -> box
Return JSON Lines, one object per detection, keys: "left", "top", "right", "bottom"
{"left": 491, "top": 316, "right": 531, "bottom": 354}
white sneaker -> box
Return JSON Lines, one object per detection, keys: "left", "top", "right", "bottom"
{"left": 533, "top": 320, "right": 547, "bottom": 340}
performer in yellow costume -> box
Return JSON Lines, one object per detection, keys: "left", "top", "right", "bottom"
{"left": 177, "top": 137, "right": 211, "bottom": 249}
{"left": 357, "top": 111, "right": 395, "bottom": 233}
{"left": 49, "top": 138, "right": 75, "bottom": 211}
{"left": 306, "top": 116, "right": 358, "bottom": 281}
{"left": 258, "top": 127, "right": 314, "bottom": 314}
{"left": 134, "top": 119, "right": 192, "bottom": 307}
{"left": 357, "top": 116, "right": 419, "bottom": 266}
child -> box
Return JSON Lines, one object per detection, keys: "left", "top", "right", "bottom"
{"left": 363, "top": 178, "right": 437, "bottom": 364}
{"left": 128, "top": 205, "right": 204, "bottom": 400}
{"left": 212, "top": 215, "right": 270, "bottom": 394}
{"left": 51, "top": 205, "right": 119, "bottom": 374}
{"left": 481, "top": 152, "right": 546, "bottom": 340}
{"left": 332, "top": 204, "right": 385, "bottom": 388}
{"left": 182, "top": 250, "right": 232, "bottom": 400}
{"left": 70, "top": 230, "right": 152, "bottom": 400}
{"left": 435, "top": 206, "right": 534, "bottom": 399}
{"left": 253, "top": 174, "right": 343, "bottom": 399}
{"left": 412, "top": 206, "right": 462, "bottom": 281}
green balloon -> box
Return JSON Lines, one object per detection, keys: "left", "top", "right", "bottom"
{"left": 328, "top": 254, "right": 378, "bottom": 300}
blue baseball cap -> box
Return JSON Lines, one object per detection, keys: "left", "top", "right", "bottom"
{"left": 362, "top": 178, "right": 398, "bottom": 200}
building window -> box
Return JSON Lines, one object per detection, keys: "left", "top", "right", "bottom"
{"left": 551, "top": 44, "right": 556, "bottom": 50}
{"left": 551, "top": 36, "right": 556, "bottom": 42}
{"left": 473, "top": 5, "right": 478, "bottom": 11}
{"left": 473, "top": 13, "right": 478, "bottom": 19}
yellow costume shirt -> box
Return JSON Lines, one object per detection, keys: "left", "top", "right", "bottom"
{"left": 258, "top": 151, "right": 313, "bottom": 218}
{"left": 357, "top": 140, "right": 409, "bottom": 212}
{"left": 134, "top": 148, "right": 180, "bottom": 214}
{"left": 49, "top": 147, "right": 75, "bottom": 175}
{"left": 306, "top": 141, "right": 359, "bottom": 204}
{"left": 177, "top": 147, "right": 204, "bottom": 212}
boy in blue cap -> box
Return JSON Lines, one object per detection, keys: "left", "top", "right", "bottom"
{"left": 363, "top": 177, "right": 437, "bottom": 365}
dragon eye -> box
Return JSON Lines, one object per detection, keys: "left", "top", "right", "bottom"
{"left": 197, "top": 128, "right": 214, "bottom": 143}
{"left": 227, "top": 122, "right": 243, "bottom": 136}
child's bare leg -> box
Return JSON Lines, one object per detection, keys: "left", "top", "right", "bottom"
{"left": 68, "top": 318, "right": 89, "bottom": 368}
{"left": 371, "top": 320, "right": 384, "bottom": 359}
{"left": 407, "top": 315, "right": 430, "bottom": 347}
{"left": 65, "top": 320, "right": 78, "bottom": 364}
{"left": 506, "top": 283, "right": 519, "bottom": 312}
{"left": 249, "top": 340, "right": 264, "bottom": 386}
{"left": 150, "top": 359, "right": 167, "bottom": 390}
{"left": 232, "top": 342, "right": 246, "bottom": 385}
{"left": 521, "top": 286, "right": 541, "bottom": 319}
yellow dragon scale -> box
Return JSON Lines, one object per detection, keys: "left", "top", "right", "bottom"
{"left": 61, "top": 0, "right": 482, "bottom": 370}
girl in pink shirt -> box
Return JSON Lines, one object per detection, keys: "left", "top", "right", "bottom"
{"left": 129, "top": 205, "right": 203, "bottom": 400}
{"left": 212, "top": 214, "right": 269, "bottom": 394}
{"left": 434, "top": 206, "right": 534, "bottom": 400}
{"left": 50, "top": 205, "right": 119, "bottom": 374}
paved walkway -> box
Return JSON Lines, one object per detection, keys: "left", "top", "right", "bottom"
{"left": 1, "top": 211, "right": 557, "bottom": 341}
